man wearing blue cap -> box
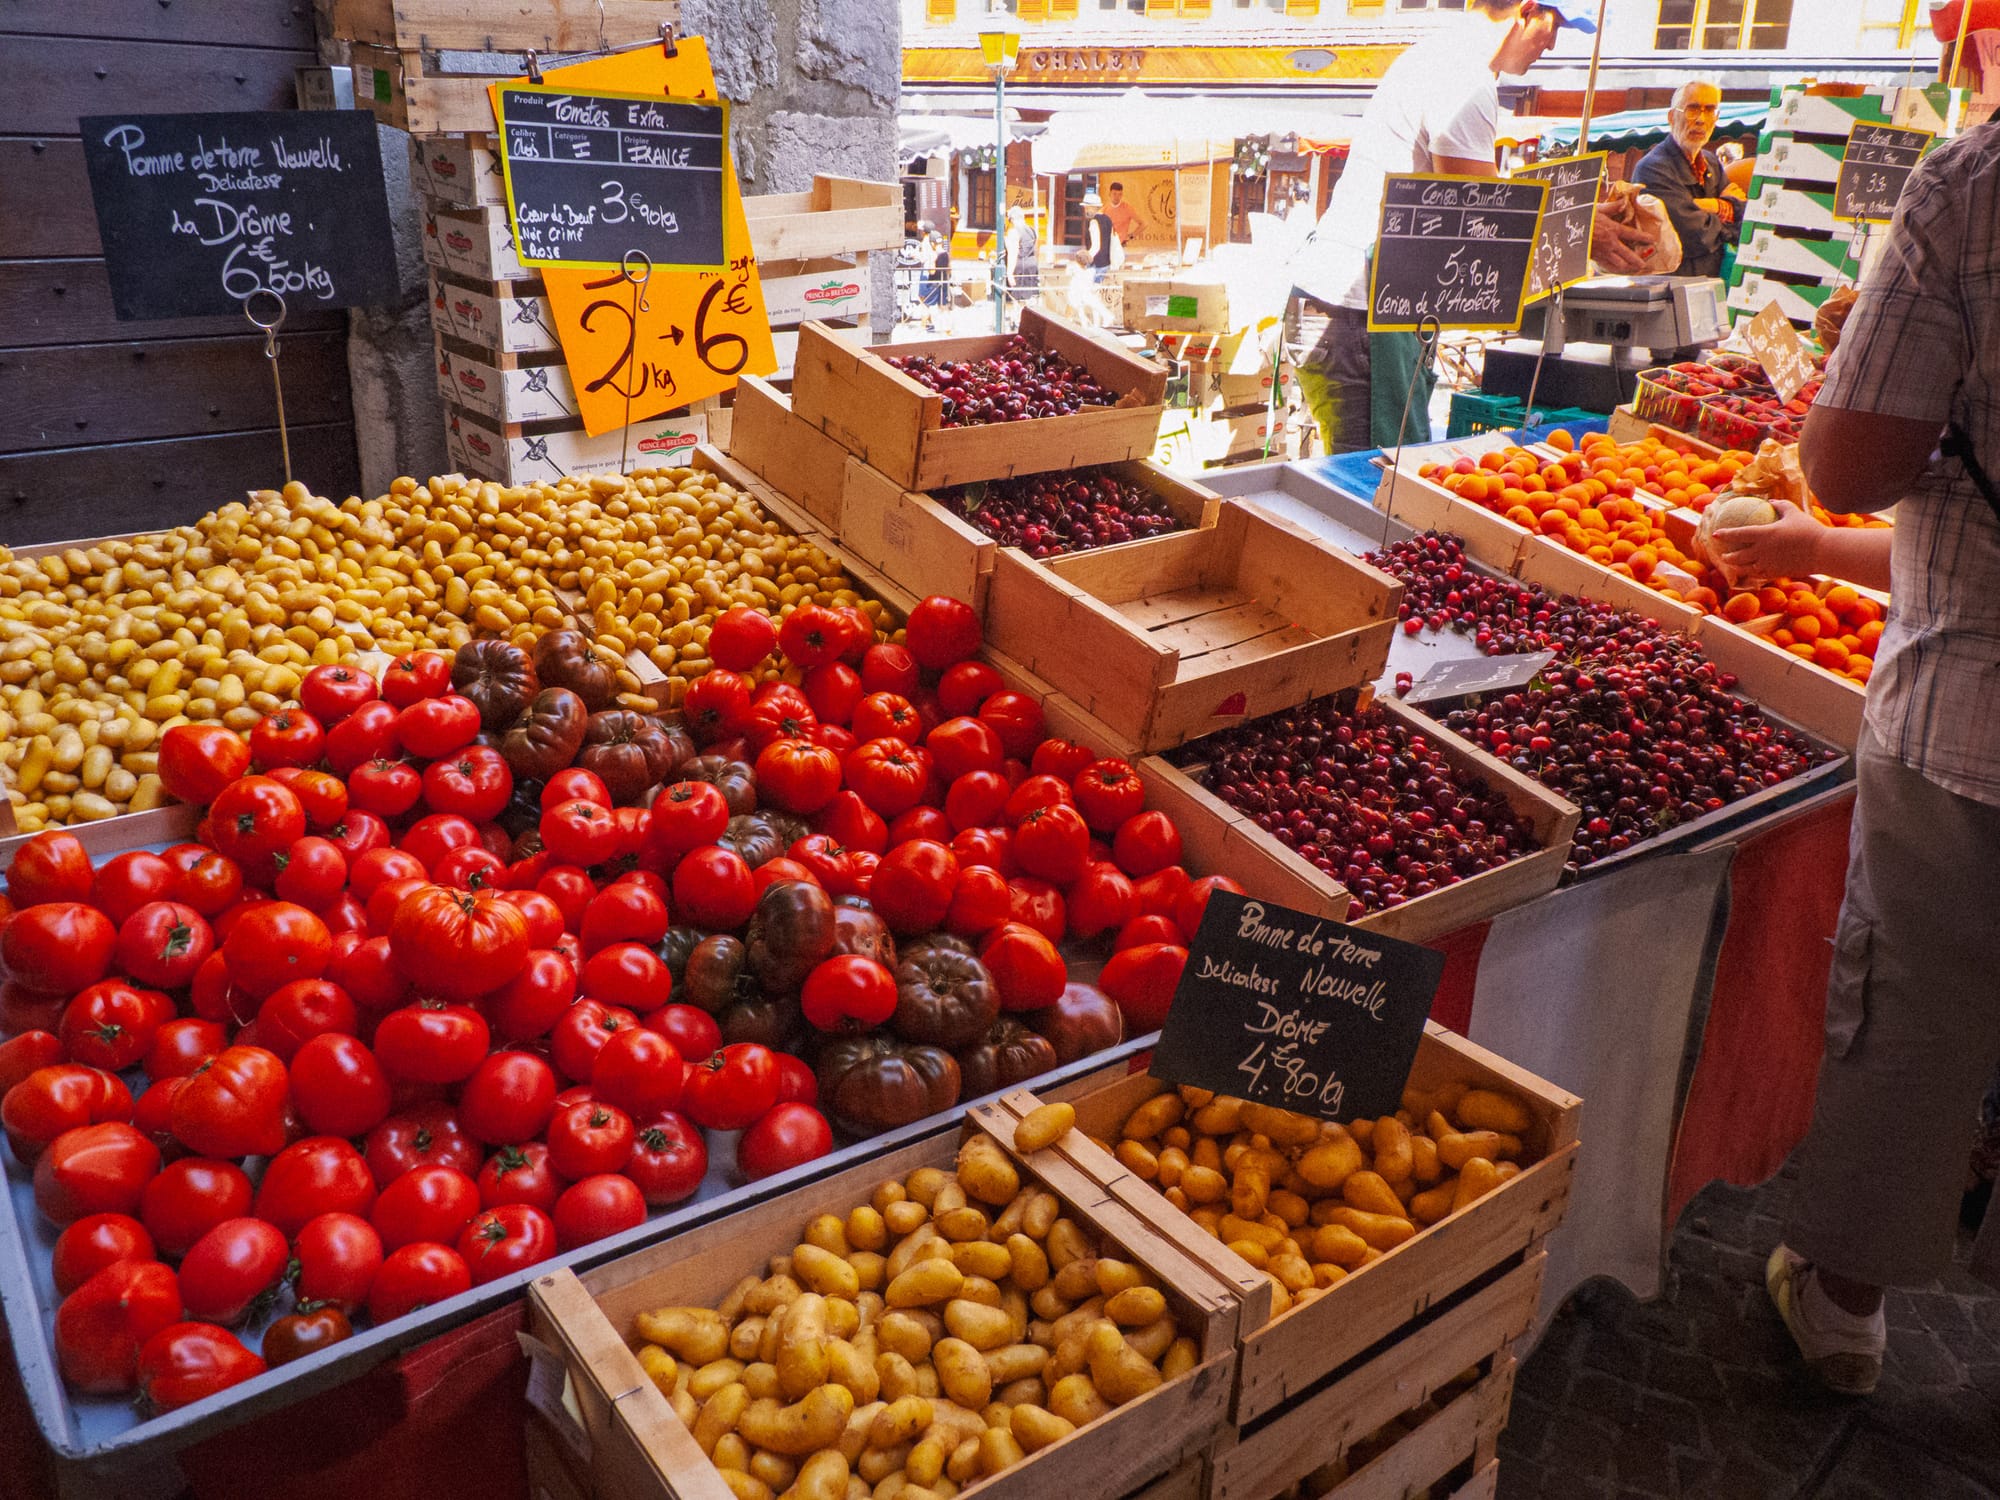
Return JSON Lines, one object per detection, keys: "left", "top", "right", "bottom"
{"left": 1285, "top": 0, "right": 1597, "bottom": 454}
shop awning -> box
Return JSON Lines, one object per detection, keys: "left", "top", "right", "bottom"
{"left": 1031, "top": 89, "right": 1357, "bottom": 176}
{"left": 1528, "top": 101, "right": 1769, "bottom": 153}
{"left": 899, "top": 112, "right": 1045, "bottom": 167}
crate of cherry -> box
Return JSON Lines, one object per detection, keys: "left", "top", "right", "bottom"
{"left": 790, "top": 307, "right": 1169, "bottom": 491}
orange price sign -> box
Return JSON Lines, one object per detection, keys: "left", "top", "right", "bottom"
{"left": 490, "top": 39, "right": 776, "bottom": 436}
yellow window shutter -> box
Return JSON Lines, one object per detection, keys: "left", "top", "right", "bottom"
{"left": 1018, "top": 0, "right": 1049, "bottom": 17}
{"left": 925, "top": 0, "right": 955, "bottom": 21}
{"left": 1287, "top": 0, "right": 1322, "bottom": 15}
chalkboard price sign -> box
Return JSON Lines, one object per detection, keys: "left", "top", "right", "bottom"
{"left": 495, "top": 86, "right": 729, "bottom": 271}
{"left": 1515, "top": 152, "right": 1606, "bottom": 303}
{"left": 79, "top": 111, "right": 398, "bottom": 321}
{"left": 1834, "top": 122, "right": 1933, "bottom": 224}
{"left": 1368, "top": 175, "right": 1549, "bottom": 334}
{"left": 1149, "top": 891, "right": 1446, "bottom": 1124}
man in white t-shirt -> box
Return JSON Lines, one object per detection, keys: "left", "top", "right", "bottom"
{"left": 1286, "top": 0, "right": 1594, "bottom": 453}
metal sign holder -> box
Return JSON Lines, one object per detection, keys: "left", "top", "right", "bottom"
{"left": 242, "top": 288, "right": 292, "bottom": 486}
{"left": 1380, "top": 315, "right": 1442, "bottom": 548}
{"left": 616, "top": 248, "right": 653, "bottom": 476}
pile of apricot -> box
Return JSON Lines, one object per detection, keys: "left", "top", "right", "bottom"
{"left": 1718, "top": 582, "right": 1881, "bottom": 685}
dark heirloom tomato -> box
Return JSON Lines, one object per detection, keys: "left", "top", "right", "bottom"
{"left": 451, "top": 639, "right": 539, "bottom": 731}
{"left": 679, "top": 935, "right": 752, "bottom": 1015}
{"left": 263, "top": 1304, "right": 355, "bottom": 1367}
{"left": 1023, "top": 982, "right": 1124, "bottom": 1065}
{"left": 531, "top": 630, "right": 617, "bottom": 712}
{"left": 679, "top": 755, "right": 757, "bottom": 817}
{"left": 501, "top": 687, "right": 589, "bottom": 783}
{"left": 891, "top": 937, "right": 1000, "bottom": 1048}
{"left": 814, "top": 1034, "right": 960, "bottom": 1135}
{"left": 388, "top": 886, "right": 529, "bottom": 1002}
{"left": 829, "top": 901, "right": 896, "bottom": 968}
{"left": 2, "top": 902, "right": 116, "bottom": 996}
{"left": 955, "top": 1016, "right": 1059, "bottom": 1098}
{"left": 625, "top": 1111, "right": 706, "bottom": 1206}
{"left": 55, "top": 1260, "right": 182, "bottom": 1394}
{"left": 577, "top": 710, "right": 686, "bottom": 804}
{"left": 159, "top": 724, "right": 251, "bottom": 806}
{"left": 170, "top": 1046, "right": 289, "bottom": 1160}
{"left": 8, "top": 830, "right": 94, "bottom": 908}
{"left": 744, "top": 880, "right": 836, "bottom": 992}
{"left": 3, "top": 1065, "right": 133, "bottom": 1162}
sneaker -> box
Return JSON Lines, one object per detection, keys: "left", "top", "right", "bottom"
{"left": 1765, "top": 1245, "right": 1884, "bottom": 1396}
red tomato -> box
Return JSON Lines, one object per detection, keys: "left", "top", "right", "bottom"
{"left": 851, "top": 691, "right": 922, "bottom": 745}
{"left": 800, "top": 956, "right": 897, "bottom": 1033}
{"left": 1068, "top": 864, "right": 1138, "bottom": 941}
{"left": 1115, "top": 913, "right": 1185, "bottom": 951}
{"left": 1113, "top": 811, "right": 1183, "bottom": 879}
{"left": 348, "top": 758, "right": 423, "bottom": 819}
{"left": 488, "top": 948, "right": 578, "bottom": 1044}
{"left": 681, "top": 1043, "right": 780, "bottom": 1132}
{"left": 905, "top": 596, "right": 981, "bottom": 670}
{"left": 287, "top": 1033, "right": 391, "bottom": 1138}
{"left": 158, "top": 725, "right": 251, "bottom": 806}
{"left": 130, "top": 1077, "right": 186, "bottom": 1156}
{"left": 53, "top": 1213, "right": 156, "bottom": 1298}
{"left": 137, "top": 1322, "right": 266, "bottom": 1409}
{"left": 3, "top": 1065, "right": 133, "bottom": 1162}
{"left": 9, "top": 830, "right": 94, "bottom": 908}
{"left": 270, "top": 837, "right": 347, "bottom": 913}
{"left": 1030, "top": 740, "right": 1093, "bottom": 787}
{"left": 2, "top": 903, "right": 116, "bottom": 996}
{"left": 397, "top": 694, "right": 481, "bottom": 760}
{"left": 326, "top": 934, "right": 408, "bottom": 1013}
{"left": 802, "top": 661, "right": 864, "bottom": 726}
{"left": 475, "top": 1143, "right": 563, "bottom": 1213}
{"left": 976, "top": 689, "right": 1045, "bottom": 758}
{"left": 944, "top": 865, "right": 1013, "bottom": 940}
{"left": 34, "top": 1122, "right": 161, "bottom": 1224}
{"left": 580, "top": 942, "right": 671, "bottom": 1013}
{"left": 178, "top": 1217, "right": 288, "bottom": 1324}
{"left": 0, "top": 1031, "right": 65, "bottom": 1097}
{"left": 643, "top": 1004, "right": 722, "bottom": 1066}
{"left": 318, "top": 890, "right": 364, "bottom": 938}
{"left": 943, "top": 771, "right": 1008, "bottom": 832}
{"left": 294, "top": 1212, "right": 383, "bottom": 1314}
{"left": 534, "top": 769, "right": 605, "bottom": 814}
{"left": 493, "top": 889, "right": 565, "bottom": 948}
{"left": 255, "top": 1136, "right": 376, "bottom": 1238}
{"left": 261, "top": 1304, "right": 355, "bottom": 1368}
{"left": 1132, "top": 865, "right": 1192, "bottom": 919}
{"left": 535, "top": 866, "right": 597, "bottom": 932}
{"left": 539, "top": 798, "right": 621, "bottom": 868}
{"left": 268, "top": 767, "right": 351, "bottom": 832}
{"left": 860, "top": 643, "right": 920, "bottom": 696}
{"left": 326, "top": 700, "right": 401, "bottom": 777}
{"left": 545, "top": 1099, "right": 635, "bottom": 1179}
{"left": 363, "top": 1104, "right": 480, "bottom": 1189}
{"left": 1007, "top": 877, "right": 1067, "bottom": 943}
{"left": 110, "top": 903, "right": 212, "bottom": 994}
{"left": 643, "top": 781, "right": 729, "bottom": 867}
{"left": 368, "top": 1241, "right": 470, "bottom": 1323}
{"left": 683, "top": 670, "right": 752, "bottom": 744}
{"left": 349, "top": 846, "right": 427, "bottom": 901}
{"left": 926, "top": 717, "right": 1004, "bottom": 782}
{"left": 458, "top": 1051, "right": 557, "bottom": 1147}
{"left": 784, "top": 835, "right": 870, "bottom": 898}
{"left": 170, "top": 1046, "right": 289, "bottom": 1159}
{"left": 55, "top": 1259, "right": 182, "bottom": 1393}
{"left": 579, "top": 883, "right": 669, "bottom": 956}
{"left": 737, "top": 1103, "right": 834, "bottom": 1182}
{"left": 625, "top": 1112, "right": 706, "bottom": 1207}
{"left": 398, "top": 812, "right": 477, "bottom": 873}
{"left": 371, "top": 1164, "right": 479, "bottom": 1251}
{"left": 1098, "top": 943, "right": 1187, "bottom": 1031}
{"left": 1073, "top": 758, "right": 1146, "bottom": 833}
{"left": 60, "top": 981, "right": 174, "bottom": 1073}
{"left": 91, "top": 852, "right": 175, "bottom": 926}
{"left": 300, "top": 663, "right": 379, "bottom": 724}
{"left": 220, "top": 900, "right": 331, "bottom": 999}
{"left": 777, "top": 603, "right": 850, "bottom": 670}
{"left": 1176, "top": 875, "right": 1247, "bottom": 943}
{"left": 139, "top": 1157, "right": 253, "bottom": 1256}
{"left": 145, "top": 1018, "right": 228, "bottom": 1084}
{"left": 419, "top": 745, "right": 512, "bottom": 822}
{"left": 591, "top": 1030, "right": 685, "bottom": 1117}
{"left": 208, "top": 777, "right": 308, "bottom": 883}
{"left": 1013, "top": 803, "right": 1090, "bottom": 884}
{"left": 772, "top": 1052, "right": 818, "bottom": 1107}
{"left": 937, "top": 661, "right": 1004, "bottom": 718}
{"left": 373, "top": 1000, "right": 490, "bottom": 1086}
{"left": 432, "top": 844, "right": 504, "bottom": 892}
{"left": 458, "top": 1203, "right": 557, "bottom": 1285}
{"left": 839, "top": 739, "right": 926, "bottom": 819}
{"left": 251, "top": 708, "right": 326, "bottom": 772}
{"left": 388, "top": 885, "right": 529, "bottom": 1002}
{"left": 552, "top": 1174, "right": 645, "bottom": 1250}
{"left": 809, "top": 790, "right": 884, "bottom": 857}
{"left": 951, "top": 827, "right": 1016, "bottom": 877}
{"left": 671, "top": 847, "right": 756, "bottom": 930}
{"left": 754, "top": 739, "right": 842, "bottom": 815}
{"left": 382, "top": 650, "right": 452, "bottom": 707}
{"left": 707, "top": 605, "right": 778, "bottom": 671}
{"left": 160, "top": 845, "right": 244, "bottom": 919}
{"left": 1002, "top": 774, "right": 1073, "bottom": 826}
{"left": 870, "top": 841, "right": 958, "bottom": 935}
{"left": 752, "top": 858, "right": 820, "bottom": 898}
{"left": 548, "top": 998, "right": 639, "bottom": 1084}
{"left": 980, "top": 923, "right": 1067, "bottom": 1012}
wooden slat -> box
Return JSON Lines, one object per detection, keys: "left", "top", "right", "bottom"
{"left": 1310, "top": 1358, "right": 1514, "bottom": 1500}
{"left": 6, "top": 36, "right": 313, "bottom": 135}
{"left": 0, "top": 333, "right": 352, "bottom": 452}
{"left": 724, "top": 375, "right": 848, "bottom": 530}
{"left": 837, "top": 455, "right": 993, "bottom": 612}
{"left": 0, "top": 141, "right": 103, "bottom": 257}
{"left": 0, "top": 424, "right": 360, "bottom": 546}
{"left": 1180, "top": 621, "right": 1316, "bottom": 668}
{"left": 0, "top": 260, "right": 344, "bottom": 348}
{"left": 0, "top": 0, "right": 315, "bottom": 45}
{"left": 1116, "top": 585, "right": 1244, "bottom": 633}
{"left": 327, "top": 0, "right": 680, "bottom": 52}
{"left": 1150, "top": 601, "right": 1291, "bottom": 657}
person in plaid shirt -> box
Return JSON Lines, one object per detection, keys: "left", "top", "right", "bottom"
{"left": 1766, "top": 120, "right": 2000, "bottom": 1395}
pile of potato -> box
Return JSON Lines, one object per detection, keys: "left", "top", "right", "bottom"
{"left": 1105, "top": 1081, "right": 1537, "bottom": 1314}
{"left": 0, "top": 467, "right": 879, "bottom": 830}
{"left": 633, "top": 1131, "right": 1195, "bottom": 1500}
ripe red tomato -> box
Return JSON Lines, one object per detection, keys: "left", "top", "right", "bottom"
{"left": 1002, "top": 774, "right": 1072, "bottom": 826}
{"left": 1099, "top": 943, "right": 1188, "bottom": 1030}
{"left": 325, "top": 934, "right": 407, "bottom": 1013}
{"left": 545, "top": 1098, "right": 635, "bottom": 1178}
{"left": 371, "top": 1164, "right": 479, "bottom": 1251}
{"left": 752, "top": 858, "right": 820, "bottom": 898}
{"left": 976, "top": 690, "right": 1044, "bottom": 758}
{"left": 255, "top": 1136, "right": 376, "bottom": 1238}
{"left": 579, "top": 883, "right": 669, "bottom": 956}
{"left": 268, "top": 835, "right": 347, "bottom": 913}
{"left": 1068, "top": 864, "right": 1138, "bottom": 941}
{"left": 944, "top": 865, "right": 1013, "bottom": 941}
{"left": 8, "top": 830, "right": 94, "bottom": 908}
{"left": 458, "top": 1051, "right": 557, "bottom": 1147}
{"left": 209, "top": 777, "right": 308, "bottom": 883}
{"left": 838, "top": 739, "right": 925, "bottom": 820}
{"left": 458, "top": 1203, "right": 557, "bottom": 1285}
{"left": 60, "top": 981, "right": 174, "bottom": 1073}
{"left": 140, "top": 1154, "right": 255, "bottom": 1256}
{"left": 52, "top": 1213, "right": 156, "bottom": 1298}
{"left": 1013, "top": 804, "right": 1090, "bottom": 884}
{"left": 979, "top": 923, "right": 1067, "bottom": 1012}
{"left": 493, "top": 889, "right": 565, "bottom": 948}
{"left": 34, "top": 1122, "right": 161, "bottom": 1225}
{"left": 421, "top": 746, "right": 513, "bottom": 823}
{"left": 476, "top": 1142, "right": 565, "bottom": 1212}
{"left": 268, "top": 767, "right": 351, "bottom": 832}
{"left": 300, "top": 663, "right": 379, "bottom": 724}
{"left": 55, "top": 1259, "right": 183, "bottom": 1394}
{"left": 772, "top": 1052, "right": 818, "bottom": 1107}
{"left": 937, "top": 661, "right": 1004, "bottom": 718}
{"left": 871, "top": 840, "right": 959, "bottom": 934}
{"left": 114, "top": 901, "right": 214, "bottom": 991}
{"left": 800, "top": 955, "right": 897, "bottom": 1034}
{"left": 363, "top": 1104, "right": 479, "bottom": 1189}
{"left": 368, "top": 1241, "right": 471, "bottom": 1323}
{"left": 539, "top": 798, "right": 621, "bottom": 868}
{"left": 580, "top": 942, "right": 671, "bottom": 1013}
{"left": 136, "top": 1322, "right": 267, "bottom": 1410}
{"left": 1115, "top": 913, "right": 1185, "bottom": 951}
{"left": 644, "top": 781, "right": 729, "bottom": 867}
{"left": 1112, "top": 811, "right": 1183, "bottom": 879}
{"left": 294, "top": 1212, "right": 383, "bottom": 1313}
{"left": 382, "top": 650, "right": 452, "bottom": 707}
{"left": 396, "top": 694, "right": 481, "bottom": 760}
{"left": 349, "top": 846, "right": 426, "bottom": 902}
{"left": 802, "top": 661, "right": 864, "bottom": 726}
{"left": 1176, "top": 875, "right": 1247, "bottom": 943}
{"left": 251, "top": 708, "right": 326, "bottom": 772}
{"left": 532, "top": 866, "right": 596, "bottom": 932}
{"left": 737, "top": 1103, "right": 834, "bottom": 1182}
{"left": 625, "top": 1111, "right": 706, "bottom": 1206}
{"left": 388, "top": 886, "right": 529, "bottom": 1002}
{"left": 289, "top": 1033, "right": 392, "bottom": 1138}
{"left": 950, "top": 827, "right": 1016, "bottom": 878}
{"left": 170, "top": 1046, "right": 289, "bottom": 1159}
{"left": 755, "top": 739, "right": 843, "bottom": 815}
{"left": 220, "top": 900, "right": 332, "bottom": 999}
{"left": 777, "top": 603, "right": 850, "bottom": 670}
{"left": 373, "top": 999, "right": 491, "bottom": 1085}
{"left": 158, "top": 725, "right": 252, "bottom": 806}
{"left": 671, "top": 846, "right": 756, "bottom": 930}
{"left": 683, "top": 669, "right": 752, "bottom": 744}
{"left": 0, "top": 1031, "right": 63, "bottom": 1099}
{"left": 2, "top": 1065, "right": 132, "bottom": 1162}
{"left": 399, "top": 812, "right": 479, "bottom": 873}
{"left": 487, "top": 948, "right": 577, "bottom": 1044}
{"left": 262, "top": 1304, "right": 355, "bottom": 1368}
{"left": 157, "top": 845, "right": 243, "bottom": 920}
{"left": 591, "top": 1029, "right": 685, "bottom": 1117}
{"left": 2, "top": 903, "right": 116, "bottom": 996}
{"left": 326, "top": 700, "right": 401, "bottom": 777}
{"left": 709, "top": 605, "right": 780, "bottom": 671}
{"left": 546, "top": 997, "right": 637, "bottom": 1084}
{"left": 1132, "top": 865, "right": 1192, "bottom": 919}
{"left": 178, "top": 1217, "right": 288, "bottom": 1324}
{"left": 1007, "top": 877, "right": 1067, "bottom": 943}
{"left": 681, "top": 1043, "right": 780, "bottom": 1132}
{"left": 552, "top": 1173, "right": 646, "bottom": 1250}
{"left": 1073, "top": 758, "right": 1146, "bottom": 833}
{"left": 642, "top": 1008, "right": 718, "bottom": 1069}
{"left": 943, "top": 771, "right": 1008, "bottom": 833}
{"left": 532, "top": 770, "right": 605, "bottom": 815}
{"left": 860, "top": 643, "right": 919, "bottom": 696}
{"left": 432, "top": 844, "right": 505, "bottom": 892}
{"left": 905, "top": 596, "right": 981, "bottom": 670}
{"left": 90, "top": 851, "right": 174, "bottom": 926}
{"left": 926, "top": 717, "right": 1004, "bottom": 782}
{"left": 851, "top": 692, "right": 922, "bottom": 746}
{"left": 347, "top": 757, "right": 422, "bottom": 819}
{"left": 145, "top": 1018, "right": 228, "bottom": 1084}
{"left": 1030, "top": 737, "right": 1095, "bottom": 783}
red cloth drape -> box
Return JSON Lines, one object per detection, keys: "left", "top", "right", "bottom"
{"left": 1426, "top": 919, "right": 1492, "bottom": 1037}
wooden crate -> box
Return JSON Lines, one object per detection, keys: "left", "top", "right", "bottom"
{"left": 838, "top": 458, "right": 1221, "bottom": 625}
{"left": 1137, "top": 693, "right": 1578, "bottom": 943}
{"left": 1690, "top": 613, "right": 1865, "bottom": 752}
{"left": 525, "top": 1110, "right": 1241, "bottom": 1500}
{"left": 407, "top": 134, "right": 508, "bottom": 209}
{"left": 428, "top": 270, "right": 558, "bottom": 356}
{"left": 744, "top": 177, "right": 903, "bottom": 265}
{"left": 435, "top": 334, "right": 581, "bottom": 425}
{"left": 444, "top": 404, "right": 709, "bottom": 485}
{"left": 422, "top": 201, "right": 529, "bottom": 282}
{"left": 790, "top": 308, "right": 1169, "bottom": 491}
{"left": 725, "top": 375, "right": 851, "bottom": 531}
{"left": 989, "top": 1019, "right": 1579, "bottom": 1441}
{"left": 349, "top": 43, "right": 499, "bottom": 136}
{"left": 330, "top": 0, "right": 681, "bottom": 52}
{"left": 984, "top": 500, "right": 1401, "bottom": 753}
{"left": 1374, "top": 464, "right": 1534, "bottom": 577}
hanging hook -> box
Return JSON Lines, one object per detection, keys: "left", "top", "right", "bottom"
{"left": 524, "top": 47, "right": 543, "bottom": 84}
{"left": 660, "top": 22, "right": 678, "bottom": 58}
{"left": 617, "top": 249, "right": 654, "bottom": 477}
{"left": 621, "top": 247, "right": 653, "bottom": 312}
{"left": 241, "top": 289, "right": 293, "bottom": 485}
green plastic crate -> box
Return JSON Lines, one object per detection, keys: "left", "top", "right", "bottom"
{"left": 1447, "top": 391, "right": 1601, "bottom": 439}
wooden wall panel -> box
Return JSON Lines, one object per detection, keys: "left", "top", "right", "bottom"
{"left": 6, "top": 36, "right": 315, "bottom": 136}
{"left": 0, "top": 142, "right": 103, "bottom": 258}
{"left": 0, "top": 0, "right": 315, "bottom": 47}
{"left": 0, "top": 261, "right": 345, "bottom": 348}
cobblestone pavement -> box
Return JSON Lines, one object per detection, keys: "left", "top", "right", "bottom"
{"left": 1498, "top": 1164, "right": 2000, "bottom": 1499}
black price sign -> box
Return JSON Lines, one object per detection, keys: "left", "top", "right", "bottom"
{"left": 1515, "top": 152, "right": 1606, "bottom": 302}
{"left": 1149, "top": 891, "right": 1445, "bottom": 1123}
{"left": 1834, "top": 123, "right": 1932, "bottom": 224}
{"left": 495, "top": 86, "right": 729, "bottom": 271}
{"left": 1368, "top": 175, "right": 1549, "bottom": 333}
{"left": 1402, "top": 650, "right": 1555, "bottom": 706}
{"left": 79, "top": 111, "right": 398, "bottom": 321}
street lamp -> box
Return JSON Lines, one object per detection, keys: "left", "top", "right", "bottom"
{"left": 979, "top": 23, "right": 1020, "bottom": 333}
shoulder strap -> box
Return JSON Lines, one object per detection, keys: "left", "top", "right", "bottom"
{"left": 1941, "top": 423, "right": 2000, "bottom": 525}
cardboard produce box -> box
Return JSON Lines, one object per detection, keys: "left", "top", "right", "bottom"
{"left": 1124, "top": 276, "right": 1232, "bottom": 334}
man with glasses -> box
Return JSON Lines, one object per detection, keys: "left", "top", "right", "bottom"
{"left": 1634, "top": 80, "right": 1744, "bottom": 279}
